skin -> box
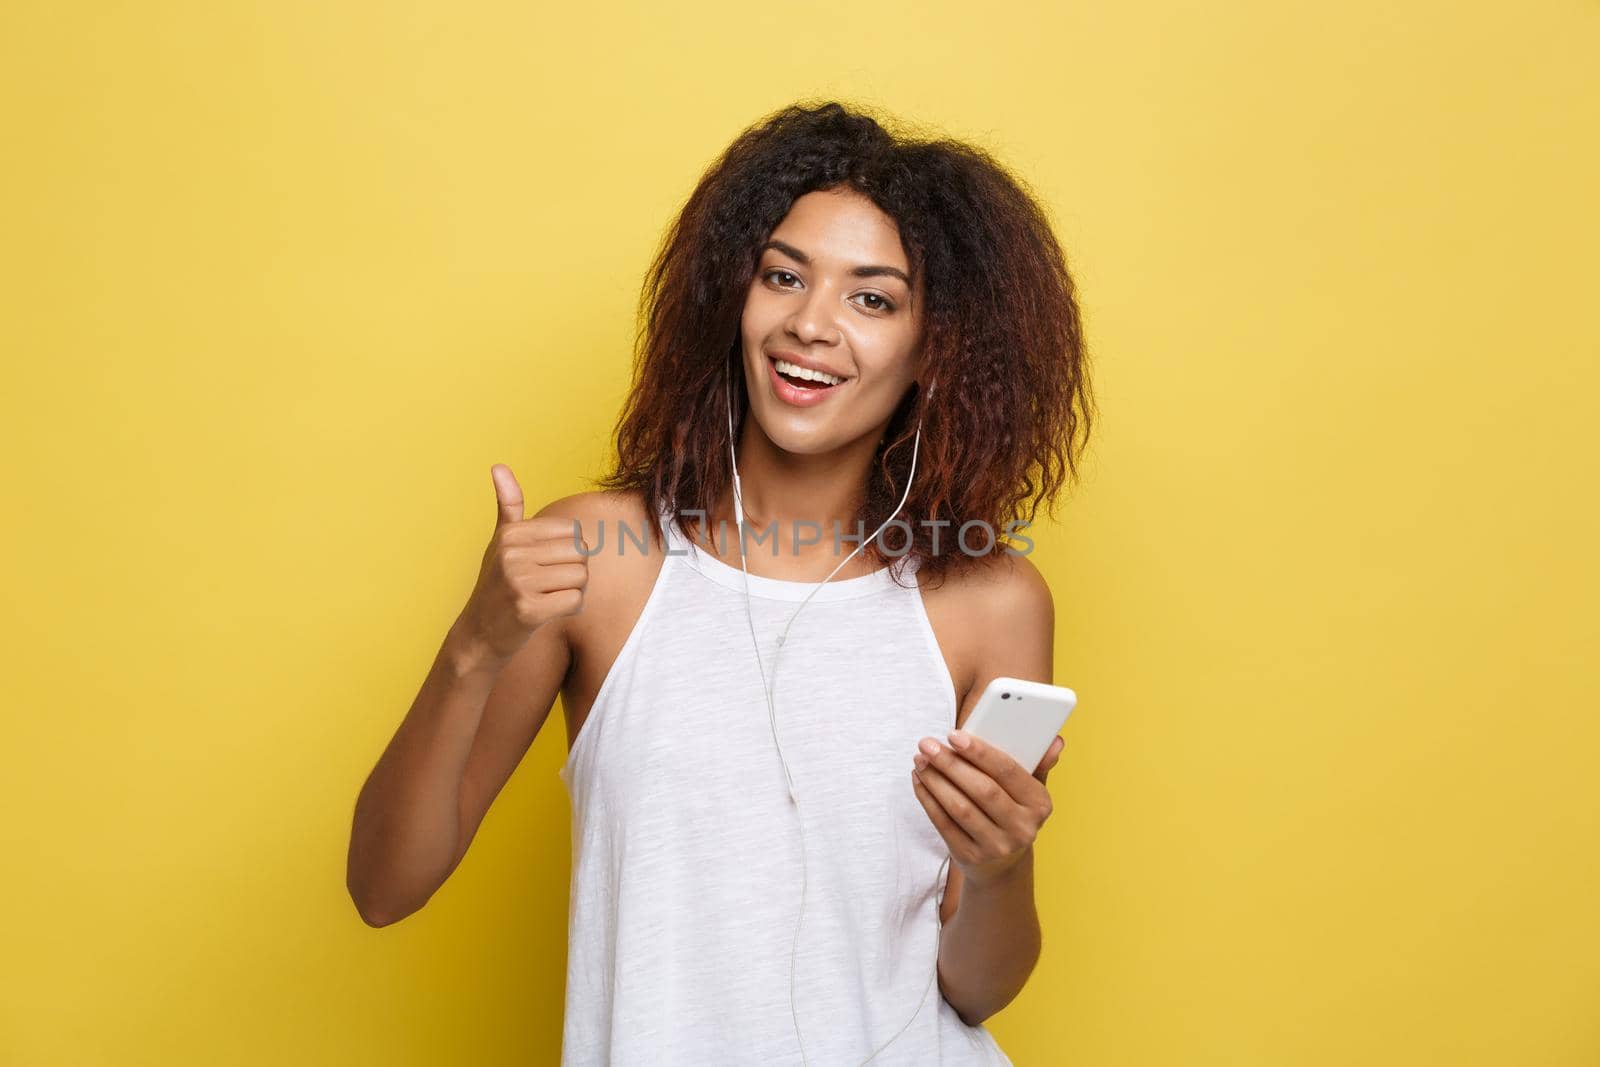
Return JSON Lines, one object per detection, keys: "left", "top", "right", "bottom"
{"left": 706, "top": 185, "right": 926, "bottom": 566}
{"left": 354, "top": 187, "right": 1066, "bottom": 1028}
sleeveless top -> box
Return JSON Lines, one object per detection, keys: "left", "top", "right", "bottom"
{"left": 557, "top": 504, "right": 1014, "bottom": 1065}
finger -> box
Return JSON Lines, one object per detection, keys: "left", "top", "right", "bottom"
{"left": 491, "top": 464, "right": 524, "bottom": 526}
{"left": 911, "top": 770, "right": 977, "bottom": 856}
{"left": 497, "top": 515, "right": 590, "bottom": 552}
{"left": 944, "top": 730, "right": 1042, "bottom": 805}
{"left": 913, "top": 763, "right": 1005, "bottom": 852}
{"left": 1035, "top": 736, "right": 1065, "bottom": 783}
{"left": 506, "top": 560, "right": 590, "bottom": 593}
{"left": 917, "top": 740, "right": 1020, "bottom": 827}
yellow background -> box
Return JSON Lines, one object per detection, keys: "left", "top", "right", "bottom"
{"left": 3, "top": 1, "right": 1596, "bottom": 1063}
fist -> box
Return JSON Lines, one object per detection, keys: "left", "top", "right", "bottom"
{"left": 457, "top": 463, "right": 590, "bottom": 661}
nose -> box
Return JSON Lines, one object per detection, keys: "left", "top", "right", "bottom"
{"left": 786, "top": 282, "right": 843, "bottom": 347}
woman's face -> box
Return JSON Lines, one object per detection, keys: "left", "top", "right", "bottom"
{"left": 739, "top": 187, "right": 925, "bottom": 457}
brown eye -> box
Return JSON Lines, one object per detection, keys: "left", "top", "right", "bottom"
{"left": 763, "top": 268, "right": 895, "bottom": 313}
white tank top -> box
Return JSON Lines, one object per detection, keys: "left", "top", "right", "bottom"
{"left": 557, "top": 503, "right": 1014, "bottom": 1065}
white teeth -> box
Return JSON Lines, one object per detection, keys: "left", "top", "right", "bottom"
{"left": 774, "top": 358, "right": 844, "bottom": 386}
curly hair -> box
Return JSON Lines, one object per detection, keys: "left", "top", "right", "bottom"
{"left": 592, "top": 99, "right": 1096, "bottom": 588}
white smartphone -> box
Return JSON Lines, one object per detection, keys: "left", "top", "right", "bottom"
{"left": 960, "top": 677, "right": 1078, "bottom": 775}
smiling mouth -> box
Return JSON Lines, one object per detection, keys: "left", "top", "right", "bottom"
{"left": 767, "top": 354, "right": 845, "bottom": 390}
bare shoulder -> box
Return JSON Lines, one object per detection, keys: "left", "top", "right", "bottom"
{"left": 527, "top": 488, "right": 664, "bottom": 717}
{"left": 919, "top": 550, "right": 1056, "bottom": 713}
{"left": 531, "top": 487, "right": 655, "bottom": 545}
{"left": 920, "top": 549, "right": 1054, "bottom": 639}
{"left": 962, "top": 550, "right": 1053, "bottom": 627}
{"left": 531, "top": 486, "right": 661, "bottom": 612}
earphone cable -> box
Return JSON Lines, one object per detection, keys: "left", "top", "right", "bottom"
{"left": 724, "top": 377, "right": 947, "bottom": 1065}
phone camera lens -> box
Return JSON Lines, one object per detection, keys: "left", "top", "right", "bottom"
{"left": 1001, "top": 692, "right": 1010, "bottom": 699}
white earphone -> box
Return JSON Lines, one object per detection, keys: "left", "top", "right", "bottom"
{"left": 720, "top": 371, "right": 951, "bottom": 1065}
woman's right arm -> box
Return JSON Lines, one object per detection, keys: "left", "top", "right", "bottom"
{"left": 344, "top": 466, "right": 589, "bottom": 927}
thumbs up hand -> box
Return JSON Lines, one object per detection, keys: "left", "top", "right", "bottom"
{"left": 455, "top": 464, "right": 590, "bottom": 664}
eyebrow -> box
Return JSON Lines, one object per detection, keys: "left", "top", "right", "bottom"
{"left": 760, "top": 239, "right": 912, "bottom": 287}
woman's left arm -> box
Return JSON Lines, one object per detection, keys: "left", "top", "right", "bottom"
{"left": 911, "top": 553, "right": 1062, "bottom": 1027}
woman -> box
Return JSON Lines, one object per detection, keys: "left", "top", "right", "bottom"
{"left": 347, "top": 100, "right": 1095, "bottom": 1065}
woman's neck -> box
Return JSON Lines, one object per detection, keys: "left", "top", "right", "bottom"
{"left": 699, "top": 417, "right": 887, "bottom": 575}
{"left": 727, "top": 419, "right": 877, "bottom": 528}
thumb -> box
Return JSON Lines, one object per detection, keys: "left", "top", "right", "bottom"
{"left": 1034, "top": 736, "right": 1064, "bottom": 784}
{"left": 490, "top": 463, "right": 525, "bottom": 526}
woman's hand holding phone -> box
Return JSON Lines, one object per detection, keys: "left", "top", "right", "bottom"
{"left": 910, "top": 677, "right": 1076, "bottom": 888}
